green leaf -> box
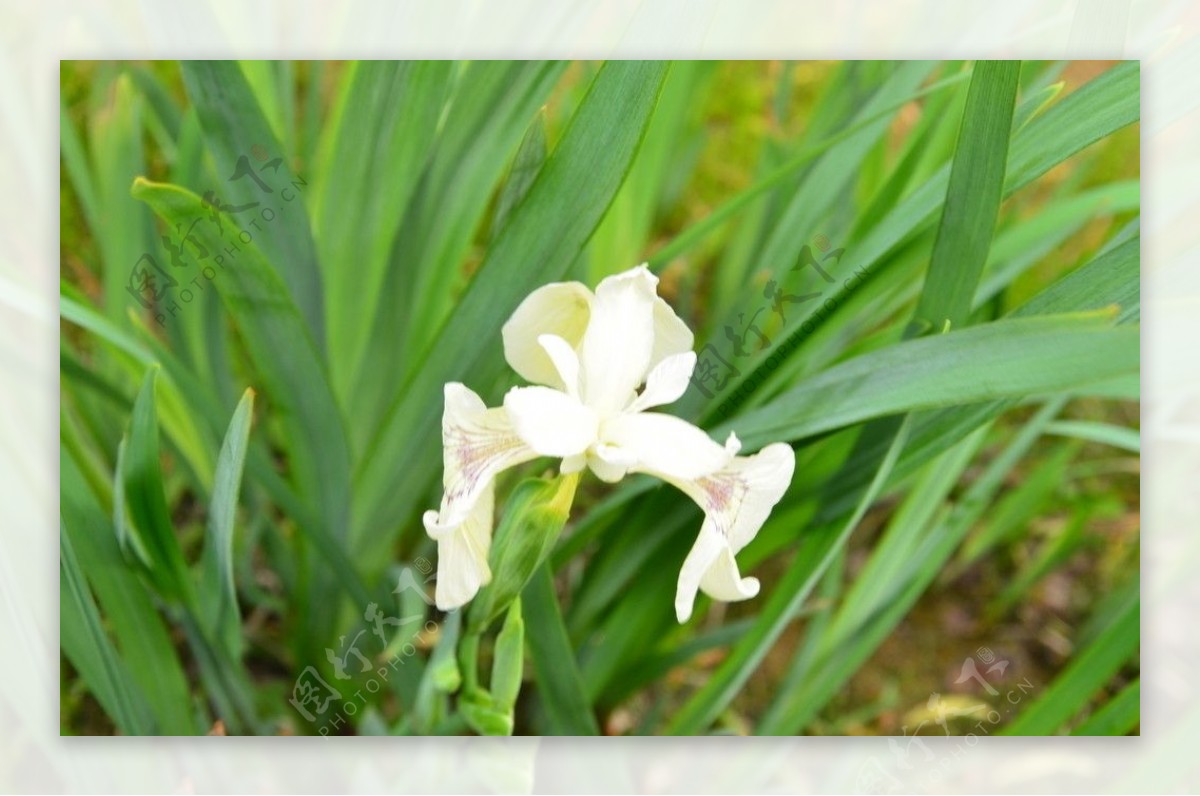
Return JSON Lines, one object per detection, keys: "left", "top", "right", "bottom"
{"left": 913, "top": 60, "right": 1020, "bottom": 331}
{"left": 491, "top": 600, "right": 525, "bottom": 713}
{"left": 646, "top": 68, "right": 972, "bottom": 271}
{"left": 728, "top": 311, "right": 1138, "bottom": 447}
{"left": 759, "top": 400, "right": 1068, "bottom": 734}
{"left": 523, "top": 564, "right": 600, "bottom": 735}
{"left": 120, "top": 367, "right": 195, "bottom": 609}
{"left": 489, "top": 112, "right": 548, "bottom": 244}
{"left": 199, "top": 388, "right": 255, "bottom": 656}
{"left": 1003, "top": 578, "right": 1138, "bottom": 735}
{"left": 1071, "top": 679, "right": 1140, "bottom": 736}
{"left": 355, "top": 59, "right": 670, "bottom": 552}
{"left": 957, "top": 440, "right": 1080, "bottom": 569}
{"left": 60, "top": 522, "right": 156, "bottom": 735}
{"left": 238, "top": 61, "right": 291, "bottom": 153}
{"left": 413, "top": 610, "right": 462, "bottom": 734}
{"left": 312, "top": 61, "right": 452, "bottom": 400}
{"left": 1045, "top": 419, "right": 1140, "bottom": 453}
{"left": 702, "top": 62, "right": 1139, "bottom": 419}
{"left": 62, "top": 445, "right": 198, "bottom": 734}
{"left": 459, "top": 688, "right": 512, "bottom": 737}
{"left": 350, "top": 62, "right": 566, "bottom": 452}
{"left": 1006, "top": 61, "right": 1139, "bottom": 190}
{"left": 179, "top": 60, "right": 326, "bottom": 346}
{"left": 1015, "top": 234, "right": 1139, "bottom": 323}
{"left": 974, "top": 181, "right": 1140, "bottom": 309}
{"left": 132, "top": 178, "right": 355, "bottom": 652}
{"left": 89, "top": 71, "right": 154, "bottom": 321}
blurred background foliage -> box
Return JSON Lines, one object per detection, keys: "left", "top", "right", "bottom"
{"left": 60, "top": 60, "right": 1139, "bottom": 736}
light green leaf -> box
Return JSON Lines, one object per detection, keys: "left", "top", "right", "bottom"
{"left": 60, "top": 522, "right": 156, "bottom": 735}
{"left": 523, "top": 564, "right": 600, "bottom": 736}
{"left": 313, "top": 61, "right": 452, "bottom": 402}
{"left": 199, "top": 388, "right": 255, "bottom": 656}
{"left": 1003, "top": 578, "right": 1138, "bottom": 735}
{"left": 913, "top": 60, "right": 1020, "bottom": 331}
{"left": 120, "top": 367, "right": 195, "bottom": 609}
{"left": 728, "top": 311, "right": 1138, "bottom": 447}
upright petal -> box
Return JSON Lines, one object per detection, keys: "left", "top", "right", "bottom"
{"left": 667, "top": 442, "right": 796, "bottom": 622}
{"left": 579, "top": 265, "right": 658, "bottom": 414}
{"left": 537, "top": 334, "right": 583, "bottom": 399}
{"left": 505, "top": 385, "right": 599, "bottom": 458}
{"left": 650, "top": 294, "right": 695, "bottom": 369}
{"left": 501, "top": 281, "right": 593, "bottom": 389}
{"left": 627, "top": 351, "right": 697, "bottom": 413}
{"left": 434, "top": 383, "right": 538, "bottom": 529}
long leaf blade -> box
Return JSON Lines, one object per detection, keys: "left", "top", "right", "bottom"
{"left": 914, "top": 60, "right": 1020, "bottom": 330}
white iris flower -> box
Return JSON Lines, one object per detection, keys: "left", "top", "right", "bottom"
{"left": 424, "top": 265, "right": 795, "bottom": 621}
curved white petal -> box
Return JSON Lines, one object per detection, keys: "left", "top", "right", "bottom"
{"left": 700, "top": 545, "right": 761, "bottom": 602}
{"left": 424, "top": 485, "right": 494, "bottom": 610}
{"left": 670, "top": 442, "right": 795, "bottom": 622}
{"left": 675, "top": 518, "right": 760, "bottom": 622}
{"left": 650, "top": 294, "right": 695, "bottom": 369}
{"left": 435, "top": 383, "right": 538, "bottom": 529}
{"left": 602, "top": 412, "right": 735, "bottom": 481}
{"left": 627, "top": 351, "right": 697, "bottom": 413}
{"left": 505, "top": 386, "right": 599, "bottom": 458}
{"left": 537, "top": 334, "right": 582, "bottom": 399}
{"left": 579, "top": 265, "right": 658, "bottom": 414}
{"left": 502, "top": 281, "right": 592, "bottom": 389}
{"left": 588, "top": 442, "right": 638, "bottom": 483}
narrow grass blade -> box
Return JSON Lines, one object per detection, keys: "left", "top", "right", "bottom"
{"left": 759, "top": 400, "right": 1067, "bottom": 734}
{"left": 913, "top": 60, "right": 1020, "bottom": 331}
{"left": 199, "top": 388, "right": 255, "bottom": 655}
{"left": 89, "top": 71, "right": 154, "bottom": 321}
{"left": 728, "top": 311, "right": 1137, "bottom": 448}
{"left": 313, "top": 61, "right": 452, "bottom": 402}
{"left": 351, "top": 62, "right": 566, "bottom": 452}
{"left": 1006, "top": 61, "right": 1139, "bottom": 189}
{"left": 62, "top": 446, "right": 198, "bottom": 734}
{"left": 1002, "top": 578, "right": 1138, "bottom": 735}
{"left": 60, "top": 522, "right": 156, "bottom": 735}
{"left": 523, "top": 563, "right": 601, "bottom": 735}
{"left": 489, "top": 112, "right": 547, "bottom": 244}
{"left": 1071, "top": 679, "right": 1140, "bottom": 736}
{"left": 1045, "top": 419, "right": 1140, "bottom": 453}
{"left": 121, "top": 367, "right": 195, "bottom": 609}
